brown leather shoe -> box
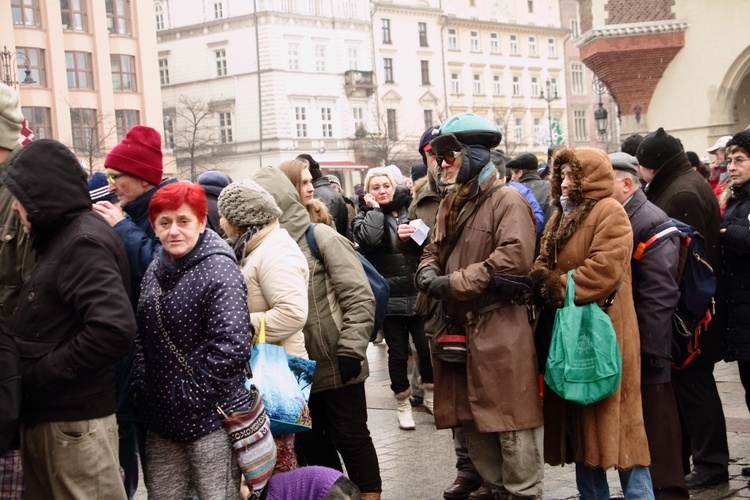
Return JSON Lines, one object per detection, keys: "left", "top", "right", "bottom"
{"left": 468, "top": 483, "right": 495, "bottom": 500}
{"left": 443, "top": 476, "right": 483, "bottom": 500}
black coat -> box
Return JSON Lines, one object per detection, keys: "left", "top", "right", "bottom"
{"left": 313, "top": 177, "right": 349, "bottom": 238}
{"left": 0, "top": 140, "right": 136, "bottom": 423}
{"left": 352, "top": 186, "right": 418, "bottom": 316}
{"left": 721, "top": 179, "right": 750, "bottom": 361}
{"left": 645, "top": 152, "right": 727, "bottom": 365}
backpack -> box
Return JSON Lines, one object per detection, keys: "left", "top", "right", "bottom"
{"left": 305, "top": 223, "right": 389, "bottom": 337}
{"left": 0, "top": 323, "right": 21, "bottom": 454}
{"left": 633, "top": 219, "right": 716, "bottom": 369}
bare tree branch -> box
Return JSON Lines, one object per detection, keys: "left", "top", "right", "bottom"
{"left": 172, "top": 95, "right": 219, "bottom": 181}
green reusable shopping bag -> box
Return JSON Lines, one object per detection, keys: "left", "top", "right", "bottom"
{"left": 544, "top": 270, "right": 622, "bottom": 405}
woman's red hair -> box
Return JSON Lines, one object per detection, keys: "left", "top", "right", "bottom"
{"left": 148, "top": 181, "right": 208, "bottom": 225}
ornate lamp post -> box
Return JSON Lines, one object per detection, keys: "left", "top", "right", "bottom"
{"left": 0, "top": 46, "right": 36, "bottom": 88}
{"left": 539, "top": 79, "right": 558, "bottom": 146}
{"left": 593, "top": 76, "right": 608, "bottom": 140}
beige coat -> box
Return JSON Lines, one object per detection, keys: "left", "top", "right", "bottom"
{"left": 241, "top": 220, "right": 309, "bottom": 358}
{"left": 531, "top": 147, "right": 650, "bottom": 469}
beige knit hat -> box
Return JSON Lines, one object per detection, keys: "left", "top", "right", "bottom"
{"left": 218, "top": 178, "right": 282, "bottom": 228}
{"left": 0, "top": 84, "right": 23, "bottom": 151}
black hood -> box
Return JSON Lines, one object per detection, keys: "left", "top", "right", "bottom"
{"left": 0, "top": 139, "right": 91, "bottom": 252}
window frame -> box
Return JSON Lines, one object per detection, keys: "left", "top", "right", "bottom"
{"left": 574, "top": 109, "right": 587, "bottom": 141}
{"left": 21, "top": 106, "right": 52, "bottom": 140}
{"left": 215, "top": 48, "right": 227, "bottom": 77}
{"left": 423, "top": 109, "right": 433, "bottom": 130}
{"left": 218, "top": 111, "right": 233, "bottom": 143}
{"left": 65, "top": 51, "right": 94, "bottom": 90}
{"left": 11, "top": 0, "right": 41, "bottom": 27}
{"left": 159, "top": 58, "right": 169, "bottom": 85}
{"left": 106, "top": 0, "right": 131, "bottom": 36}
{"left": 418, "top": 22, "right": 428, "bottom": 47}
{"left": 448, "top": 29, "right": 458, "bottom": 50}
{"left": 315, "top": 45, "right": 326, "bottom": 72}
{"left": 514, "top": 117, "right": 523, "bottom": 143}
{"left": 451, "top": 73, "right": 460, "bottom": 94}
{"left": 61, "top": 0, "right": 88, "bottom": 32}
{"left": 386, "top": 108, "right": 397, "bottom": 141}
{"left": 382, "top": 18, "right": 391, "bottom": 44}
{"left": 529, "top": 36, "right": 537, "bottom": 57}
{"left": 493, "top": 75, "right": 502, "bottom": 96}
{"left": 473, "top": 74, "right": 482, "bottom": 95}
{"left": 295, "top": 106, "right": 308, "bottom": 138}
{"left": 490, "top": 33, "right": 500, "bottom": 53}
{"left": 571, "top": 63, "right": 585, "bottom": 94}
{"left": 115, "top": 109, "right": 140, "bottom": 142}
{"left": 163, "top": 114, "right": 175, "bottom": 150}
{"left": 510, "top": 34, "right": 519, "bottom": 55}
{"left": 470, "top": 31, "right": 480, "bottom": 52}
{"left": 16, "top": 47, "right": 46, "bottom": 87}
{"left": 70, "top": 108, "right": 99, "bottom": 153}
{"left": 531, "top": 76, "right": 539, "bottom": 97}
{"left": 512, "top": 75, "right": 521, "bottom": 96}
{"left": 548, "top": 38, "right": 557, "bottom": 58}
{"left": 111, "top": 54, "right": 137, "bottom": 92}
{"left": 420, "top": 60, "right": 430, "bottom": 85}
{"left": 383, "top": 58, "right": 394, "bottom": 84}
{"left": 320, "top": 106, "right": 333, "bottom": 138}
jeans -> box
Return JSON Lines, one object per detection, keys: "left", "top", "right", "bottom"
{"left": 575, "top": 463, "right": 655, "bottom": 500}
{"left": 454, "top": 426, "right": 482, "bottom": 483}
{"left": 383, "top": 315, "right": 433, "bottom": 394}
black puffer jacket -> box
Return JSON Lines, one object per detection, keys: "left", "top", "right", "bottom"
{"left": 352, "top": 186, "right": 418, "bottom": 316}
{"left": 313, "top": 177, "right": 349, "bottom": 238}
{"left": 0, "top": 139, "right": 135, "bottom": 423}
{"left": 721, "top": 179, "right": 750, "bottom": 361}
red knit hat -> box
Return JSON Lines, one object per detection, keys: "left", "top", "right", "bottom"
{"left": 105, "top": 126, "right": 163, "bottom": 185}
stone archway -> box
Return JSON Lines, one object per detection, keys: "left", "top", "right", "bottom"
{"left": 713, "top": 45, "right": 750, "bottom": 131}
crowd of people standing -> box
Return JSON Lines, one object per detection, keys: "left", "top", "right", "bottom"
{"left": 0, "top": 75, "right": 750, "bottom": 500}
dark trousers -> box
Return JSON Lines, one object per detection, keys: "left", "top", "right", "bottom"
{"left": 383, "top": 315, "right": 433, "bottom": 394}
{"left": 737, "top": 360, "right": 750, "bottom": 412}
{"left": 454, "top": 426, "right": 482, "bottom": 483}
{"left": 295, "top": 382, "right": 382, "bottom": 493}
{"left": 118, "top": 420, "right": 147, "bottom": 499}
{"left": 672, "top": 364, "right": 729, "bottom": 478}
{"left": 642, "top": 383, "right": 689, "bottom": 499}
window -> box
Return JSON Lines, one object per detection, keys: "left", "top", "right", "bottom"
{"left": 342, "top": 0, "right": 355, "bottom": 17}
{"left": 570, "top": 18, "right": 580, "bottom": 39}
{"left": 65, "top": 51, "right": 93, "bottom": 89}
{"left": 451, "top": 73, "right": 460, "bottom": 94}
{"left": 70, "top": 108, "right": 98, "bottom": 152}
{"left": 528, "top": 0, "right": 533, "bottom": 12}
{"left": 493, "top": 75, "right": 502, "bottom": 96}
{"left": 348, "top": 46, "right": 358, "bottom": 70}
{"left": 315, "top": 45, "right": 326, "bottom": 72}
{"left": 490, "top": 33, "right": 499, "bottom": 53}
{"left": 382, "top": 19, "right": 391, "bottom": 44}
{"left": 550, "top": 77, "right": 559, "bottom": 96}
{"left": 514, "top": 117, "right": 523, "bottom": 143}
{"left": 424, "top": 109, "right": 433, "bottom": 130}
{"left": 512, "top": 75, "right": 521, "bottom": 96}
{"left": 106, "top": 0, "right": 131, "bottom": 36}
{"left": 115, "top": 109, "right": 140, "bottom": 142}
{"left": 495, "top": 117, "right": 504, "bottom": 135}
{"left": 383, "top": 58, "right": 393, "bottom": 83}
{"left": 534, "top": 117, "right": 544, "bottom": 143}
{"left": 574, "top": 109, "right": 587, "bottom": 141}
{"left": 16, "top": 47, "right": 46, "bottom": 87}
{"left": 418, "top": 22, "right": 428, "bottom": 47}
{"left": 386, "top": 108, "right": 397, "bottom": 140}
{"left": 529, "top": 36, "right": 537, "bottom": 56}
{"left": 420, "top": 60, "right": 430, "bottom": 85}
{"left": 321, "top": 107, "right": 333, "bottom": 138}
{"left": 510, "top": 34, "right": 519, "bottom": 55}
{"left": 158, "top": 58, "right": 169, "bottom": 85}
{"left": 470, "top": 31, "right": 480, "bottom": 52}
{"left": 219, "top": 112, "right": 233, "bottom": 143}
{"left": 448, "top": 29, "right": 458, "bottom": 50}
{"left": 11, "top": 0, "right": 40, "bottom": 27}
{"left": 571, "top": 63, "right": 584, "bottom": 94}
{"left": 531, "top": 76, "right": 539, "bottom": 97}
{"left": 61, "top": 0, "right": 87, "bottom": 32}
{"left": 21, "top": 107, "right": 52, "bottom": 140}
{"left": 353, "top": 107, "right": 365, "bottom": 129}
{"left": 548, "top": 38, "right": 557, "bottom": 58}
{"left": 215, "top": 49, "right": 227, "bottom": 77}
{"left": 111, "top": 54, "right": 137, "bottom": 92}
{"left": 288, "top": 43, "right": 300, "bottom": 71}
{"left": 155, "top": 2, "right": 164, "bottom": 30}
{"left": 213, "top": 1, "right": 224, "bottom": 19}
{"left": 473, "top": 74, "right": 482, "bottom": 95}
{"left": 163, "top": 115, "right": 174, "bottom": 150}
{"left": 295, "top": 106, "right": 307, "bottom": 138}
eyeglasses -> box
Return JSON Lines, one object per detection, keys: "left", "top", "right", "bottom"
{"left": 106, "top": 173, "right": 128, "bottom": 183}
{"left": 437, "top": 150, "right": 462, "bottom": 165}
{"left": 727, "top": 156, "right": 750, "bottom": 166}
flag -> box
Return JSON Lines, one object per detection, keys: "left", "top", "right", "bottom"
{"left": 20, "top": 118, "right": 35, "bottom": 146}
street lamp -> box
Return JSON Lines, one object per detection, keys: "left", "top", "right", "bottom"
{"left": 0, "top": 46, "right": 36, "bottom": 88}
{"left": 592, "top": 76, "right": 608, "bottom": 139}
{"left": 539, "top": 79, "right": 558, "bottom": 146}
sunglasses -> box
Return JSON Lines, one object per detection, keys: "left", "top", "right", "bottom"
{"left": 107, "top": 173, "right": 128, "bottom": 183}
{"left": 437, "top": 150, "right": 462, "bottom": 165}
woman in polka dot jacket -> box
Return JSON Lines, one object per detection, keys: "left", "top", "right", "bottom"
{"left": 131, "top": 182, "right": 253, "bottom": 499}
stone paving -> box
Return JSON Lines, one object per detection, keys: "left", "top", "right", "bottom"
{"left": 135, "top": 344, "right": 750, "bottom": 499}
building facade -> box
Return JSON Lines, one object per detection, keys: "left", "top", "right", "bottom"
{"left": 1, "top": 0, "right": 163, "bottom": 172}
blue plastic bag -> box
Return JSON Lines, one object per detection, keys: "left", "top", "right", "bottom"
{"left": 246, "top": 315, "right": 315, "bottom": 435}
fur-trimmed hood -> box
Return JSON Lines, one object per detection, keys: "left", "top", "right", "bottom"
{"left": 550, "top": 147, "right": 614, "bottom": 207}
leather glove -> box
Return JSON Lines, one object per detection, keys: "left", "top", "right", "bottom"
{"left": 338, "top": 356, "right": 362, "bottom": 384}
{"left": 416, "top": 266, "right": 440, "bottom": 292}
{"left": 427, "top": 275, "right": 453, "bottom": 301}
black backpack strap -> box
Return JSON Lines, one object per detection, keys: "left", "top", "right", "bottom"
{"left": 305, "top": 223, "right": 323, "bottom": 261}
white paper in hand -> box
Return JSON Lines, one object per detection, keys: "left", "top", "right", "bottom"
{"left": 409, "top": 219, "right": 430, "bottom": 246}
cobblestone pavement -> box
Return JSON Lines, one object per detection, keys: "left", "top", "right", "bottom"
{"left": 136, "top": 344, "right": 750, "bottom": 499}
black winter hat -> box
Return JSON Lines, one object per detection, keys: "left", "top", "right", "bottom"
{"left": 621, "top": 134, "right": 644, "bottom": 156}
{"left": 418, "top": 125, "right": 440, "bottom": 164}
{"left": 507, "top": 153, "right": 539, "bottom": 171}
{"left": 410, "top": 164, "right": 427, "bottom": 182}
{"left": 297, "top": 154, "right": 322, "bottom": 180}
{"left": 636, "top": 128, "right": 683, "bottom": 170}
{"left": 726, "top": 130, "right": 750, "bottom": 155}
{"left": 430, "top": 134, "right": 462, "bottom": 157}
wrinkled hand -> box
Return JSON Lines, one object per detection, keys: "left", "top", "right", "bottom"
{"left": 427, "top": 275, "right": 452, "bottom": 301}
{"left": 338, "top": 356, "right": 362, "bottom": 384}
{"left": 416, "top": 266, "right": 440, "bottom": 292}
{"left": 397, "top": 223, "right": 416, "bottom": 242}
{"left": 92, "top": 201, "right": 125, "bottom": 227}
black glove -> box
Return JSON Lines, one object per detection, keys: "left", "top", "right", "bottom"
{"left": 427, "top": 275, "right": 452, "bottom": 301}
{"left": 338, "top": 356, "right": 362, "bottom": 384}
{"left": 416, "top": 266, "right": 440, "bottom": 292}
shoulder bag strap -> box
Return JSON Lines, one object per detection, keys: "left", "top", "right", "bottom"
{"left": 154, "top": 284, "right": 194, "bottom": 376}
